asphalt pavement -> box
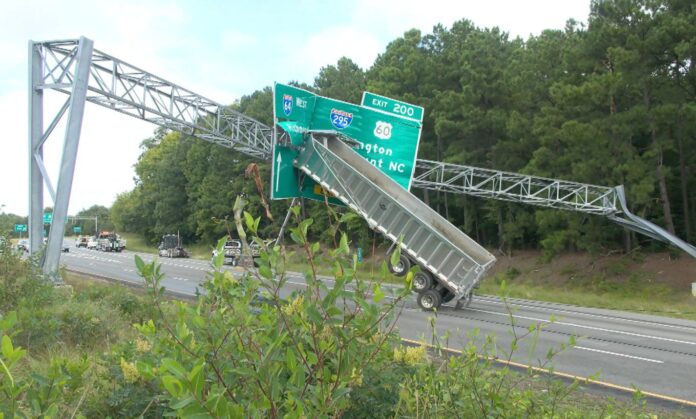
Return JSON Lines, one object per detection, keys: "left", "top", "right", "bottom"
{"left": 60, "top": 245, "right": 696, "bottom": 408}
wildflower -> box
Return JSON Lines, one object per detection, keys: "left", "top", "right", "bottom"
{"left": 403, "top": 345, "right": 427, "bottom": 366}
{"left": 350, "top": 367, "right": 363, "bottom": 387}
{"left": 282, "top": 295, "right": 304, "bottom": 317}
{"left": 135, "top": 337, "right": 152, "bottom": 353}
{"left": 319, "top": 325, "right": 333, "bottom": 343}
{"left": 393, "top": 347, "right": 404, "bottom": 362}
{"left": 393, "top": 345, "right": 428, "bottom": 366}
{"left": 90, "top": 316, "right": 101, "bottom": 325}
{"left": 120, "top": 357, "right": 140, "bottom": 383}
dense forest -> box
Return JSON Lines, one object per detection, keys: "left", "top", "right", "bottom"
{"left": 111, "top": 0, "right": 696, "bottom": 257}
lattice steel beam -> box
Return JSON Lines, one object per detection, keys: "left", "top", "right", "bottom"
{"left": 35, "top": 39, "right": 272, "bottom": 160}
{"left": 412, "top": 159, "right": 619, "bottom": 216}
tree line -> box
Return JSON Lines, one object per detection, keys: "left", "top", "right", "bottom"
{"left": 111, "top": 0, "right": 696, "bottom": 257}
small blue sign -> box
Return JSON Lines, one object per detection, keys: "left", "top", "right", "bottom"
{"left": 330, "top": 108, "right": 353, "bottom": 130}
{"left": 282, "top": 94, "right": 293, "bottom": 116}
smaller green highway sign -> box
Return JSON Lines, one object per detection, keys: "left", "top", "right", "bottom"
{"left": 14, "top": 224, "right": 27, "bottom": 232}
{"left": 361, "top": 91, "right": 424, "bottom": 122}
{"left": 73, "top": 226, "right": 82, "bottom": 234}
{"left": 43, "top": 212, "right": 53, "bottom": 224}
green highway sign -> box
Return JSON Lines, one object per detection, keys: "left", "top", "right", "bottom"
{"left": 272, "top": 83, "right": 423, "bottom": 203}
{"left": 73, "top": 226, "right": 82, "bottom": 234}
{"left": 361, "top": 91, "right": 424, "bottom": 123}
{"left": 309, "top": 95, "right": 422, "bottom": 191}
{"left": 14, "top": 224, "right": 27, "bottom": 232}
{"left": 43, "top": 212, "right": 52, "bottom": 224}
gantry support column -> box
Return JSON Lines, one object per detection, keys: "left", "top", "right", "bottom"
{"left": 29, "top": 37, "right": 94, "bottom": 279}
{"left": 28, "top": 40, "right": 44, "bottom": 254}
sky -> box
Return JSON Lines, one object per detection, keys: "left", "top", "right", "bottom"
{"left": 0, "top": 0, "right": 590, "bottom": 216}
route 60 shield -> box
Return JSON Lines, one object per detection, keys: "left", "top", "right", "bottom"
{"left": 374, "top": 121, "right": 392, "bottom": 140}
{"left": 283, "top": 94, "right": 293, "bottom": 116}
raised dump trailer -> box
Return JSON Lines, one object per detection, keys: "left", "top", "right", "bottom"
{"left": 295, "top": 132, "right": 496, "bottom": 310}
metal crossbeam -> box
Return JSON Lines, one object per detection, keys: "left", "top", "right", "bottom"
{"left": 412, "top": 159, "right": 619, "bottom": 216}
{"left": 36, "top": 39, "right": 272, "bottom": 160}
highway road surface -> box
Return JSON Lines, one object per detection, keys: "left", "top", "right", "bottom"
{"left": 60, "top": 246, "right": 696, "bottom": 409}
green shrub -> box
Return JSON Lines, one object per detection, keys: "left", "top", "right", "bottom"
{"left": 118, "top": 197, "right": 412, "bottom": 417}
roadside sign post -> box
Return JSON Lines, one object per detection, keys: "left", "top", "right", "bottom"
{"left": 14, "top": 224, "right": 27, "bottom": 239}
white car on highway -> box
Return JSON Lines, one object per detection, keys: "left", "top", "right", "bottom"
{"left": 87, "top": 237, "right": 98, "bottom": 250}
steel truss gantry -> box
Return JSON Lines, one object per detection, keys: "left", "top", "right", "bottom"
{"left": 29, "top": 37, "right": 696, "bottom": 276}
{"left": 412, "top": 159, "right": 619, "bottom": 215}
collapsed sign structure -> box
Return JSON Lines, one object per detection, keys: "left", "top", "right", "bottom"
{"left": 271, "top": 83, "right": 424, "bottom": 202}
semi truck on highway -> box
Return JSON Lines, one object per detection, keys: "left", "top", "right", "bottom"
{"left": 158, "top": 234, "right": 189, "bottom": 258}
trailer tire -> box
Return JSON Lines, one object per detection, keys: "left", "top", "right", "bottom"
{"left": 388, "top": 252, "right": 410, "bottom": 277}
{"left": 412, "top": 271, "right": 434, "bottom": 293}
{"left": 417, "top": 290, "right": 441, "bottom": 311}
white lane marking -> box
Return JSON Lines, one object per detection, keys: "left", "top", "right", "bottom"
{"left": 468, "top": 308, "right": 696, "bottom": 346}
{"left": 575, "top": 346, "right": 663, "bottom": 364}
{"left": 475, "top": 296, "right": 696, "bottom": 332}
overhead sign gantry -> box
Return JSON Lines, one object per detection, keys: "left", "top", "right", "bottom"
{"left": 28, "top": 37, "right": 696, "bottom": 278}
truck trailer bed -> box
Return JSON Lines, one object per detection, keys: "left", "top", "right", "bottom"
{"left": 294, "top": 133, "right": 496, "bottom": 307}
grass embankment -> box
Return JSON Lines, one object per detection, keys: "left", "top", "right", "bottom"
{"left": 118, "top": 232, "right": 153, "bottom": 254}
{"left": 290, "top": 246, "right": 696, "bottom": 320}
{"left": 480, "top": 251, "right": 696, "bottom": 320}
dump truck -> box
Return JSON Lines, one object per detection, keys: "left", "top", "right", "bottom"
{"left": 294, "top": 132, "right": 496, "bottom": 311}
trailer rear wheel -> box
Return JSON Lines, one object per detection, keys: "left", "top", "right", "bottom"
{"left": 417, "top": 290, "right": 441, "bottom": 311}
{"left": 387, "top": 252, "right": 410, "bottom": 277}
{"left": 412, "top": 271, "right": 434, "bottom": 293}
